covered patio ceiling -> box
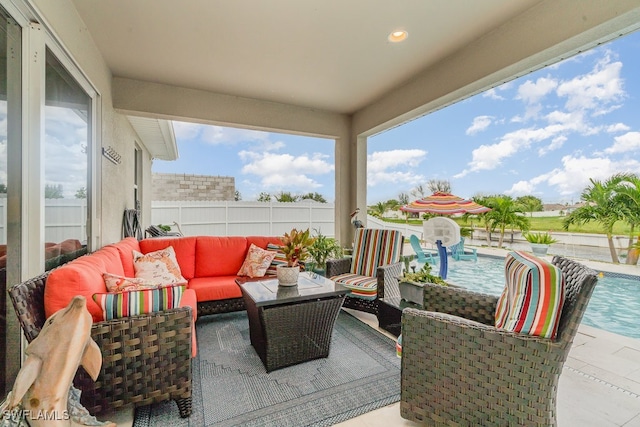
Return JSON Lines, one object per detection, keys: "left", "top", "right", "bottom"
{"left": 70, "top": 1, "right": 640, "bottom": 142}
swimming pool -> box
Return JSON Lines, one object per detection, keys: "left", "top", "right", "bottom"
{"left": 442, "top": 256, "right": 640, "bottom": 339}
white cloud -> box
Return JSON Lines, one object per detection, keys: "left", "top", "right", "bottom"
{"left": 505, "top": 180, "right": 536, "bottom": 196}
{"left": 606, "top": 123, "right": 630, "bottom": 133}
{"left": 556, "top": 52, "right": 624, "bottom": 112}
{"left": 466, "top": 116, "right": 493, "bottom": 135}
{"left": 455, "top": 125, "right": 570, "bottom": 177}
{"left": 604, "top": 131, "right": 640, "bottom": 154}
{"left": 240, "top": 151, "right": 334, "bottom": 192}
{"left": 516, "top": 76, "right": 558, "bottom": 104}
{"left": 513, "top": 155, "right": 640, "bottom": 196}
{"left": 538, "top": 135, "right": 567, "bottom": 156}
{"left": 367, "top": 149, "right": 427, "bottom": 186}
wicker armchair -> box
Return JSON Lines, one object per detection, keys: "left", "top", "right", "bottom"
{"left": 9, "top": 271, "right": 193, "bottom": 417}
{"left": 326, "top": 228, "right": 403, "bottom": 315}
{"left": 400, "top": 255, "right": 598, "bottom": 426}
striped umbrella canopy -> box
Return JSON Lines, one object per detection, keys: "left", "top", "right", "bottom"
{"left": 400, "top": 191, "right": 491, "bottom": 215}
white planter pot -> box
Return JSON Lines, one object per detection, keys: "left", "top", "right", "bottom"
{"left": 530, "top": 243, "right": 550, "bottom": 256}
{"left": 276, "top": 265, "right": 300, "bottom": 286}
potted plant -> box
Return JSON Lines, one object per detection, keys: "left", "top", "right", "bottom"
{"left": 399, "top": 262, "right": 450, "bottom": 305}
{"left": 307, "top": 229, "right": 343, "bottom": 276}
{"left": 523, "top": 232, "right": 558, "bottom": 256}
{"left": 278, "top": 228, "right": 316, "bottom": 286}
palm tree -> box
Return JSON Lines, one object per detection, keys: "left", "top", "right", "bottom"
{"left": 563, "top": 174, "right": 628, "bottom": 264}
{"left": 484, "top": 195, "right": 530, "bottom": 248}
{"left": 614, "top": 173, "right": 640, "bottom": 264}
{"left": 516, "top": 195, "right": 543, "bottom": 217}
{"left": 368, "top": 201, "right": 388, "bottom": 218}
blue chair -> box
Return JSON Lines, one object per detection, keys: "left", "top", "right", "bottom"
{"left": 450, "top": 236, "right": 477, "bottom": 261}
{"left": 409, "top": 235, "right": 438, "bottom": 265}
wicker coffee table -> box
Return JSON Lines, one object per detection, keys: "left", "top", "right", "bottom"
{"left": 237, "top": 272, "right": 348, "bottom": 372}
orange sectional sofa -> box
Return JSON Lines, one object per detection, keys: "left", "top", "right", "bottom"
{"left": 12, "top": 234, "right": 283, "bottom": 417}
{"left": 44, "top": 235, "right": 284, "bottom": 324}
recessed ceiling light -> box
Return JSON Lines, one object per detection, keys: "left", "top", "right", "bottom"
{"left": 388, "top": 30, "right": 408, "bottom": 43}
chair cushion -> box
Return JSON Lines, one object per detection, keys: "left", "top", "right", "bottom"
{"left": 350, "top": 229, "right": 403, "bottom": 277}
{"left": 194, "top": 236, "right": 248, "bottom": 277}
{"left": 92, "top": 284, "right": 185, "bottom": 320}
{"left": 237, "top": 243, "right": 277, "bottom": 278}
{"left": 140, "top": 236, "right": 197, "bottom": 279}
{"left": 331, "top": 273, "right": 378, "bottom": 300}
{"left": 188, "top": 276, "right": 243, "bottom": 302}
{"left": 495, "top": 251, "right": 565, "bottom": 339}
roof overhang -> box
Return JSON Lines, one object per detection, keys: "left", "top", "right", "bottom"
{"left": 126, "top": 116, "right": 178, "bottom": 161}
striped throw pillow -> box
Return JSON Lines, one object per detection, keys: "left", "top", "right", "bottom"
{"left": 350, "top": 229, "right": 403, "bottom": 277}
{"left": 495, "top": 251, "right": 565, "bottom": 339}
{"left": 93, "top": 284, "right": 185, "bottom": 320}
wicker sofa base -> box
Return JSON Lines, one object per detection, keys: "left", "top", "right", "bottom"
{"left": 9, "top": 271, "right": 193, "bottom": 418}
{"left": 342, "top": 295, "right": 377, "bottom": 315}
{"left": 197, "top": 297, "right": 246, "bottom": 317}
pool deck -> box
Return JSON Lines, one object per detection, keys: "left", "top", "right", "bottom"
{"left": 347, "top": 243, "right": 639, "bottom": 427}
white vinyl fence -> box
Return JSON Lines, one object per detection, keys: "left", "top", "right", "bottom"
{"left": 151, "top": 200, "right": 336, "bottom": 237}
{"left": 0, "top": 198, "right": 88, "bottom": 245}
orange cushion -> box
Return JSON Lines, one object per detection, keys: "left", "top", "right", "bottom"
{"left": 139, "top": 237, "right": 197, "bottom": 279}
{"left": 245, "top": 236, "right": 283, "bottom": 250}
{"left": 188, "top": 276, "right": 242, "bottom": 302}
{"left": 90, "top": 245, "right": 125, "bottom": 276}
{"left": 111, "top": 237, "right": 141, "bottom": 277}
{"left": 180, "top": 288, "right": 198, "bottom": 357}
{"left": 45, "top": 259, "right": 107, "bottom": 322}
{"left": 194, "top": 236, "right": 248, "bottom": 277}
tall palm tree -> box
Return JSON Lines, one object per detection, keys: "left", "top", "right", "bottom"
{"left": 563, "top": 174, "right": 628, "bottom": 264}
{"left": 615, "top": 173, "right": 640, "bottom": 264}
{"left": 484, "top": 195, "right": 530, "bottom": 248}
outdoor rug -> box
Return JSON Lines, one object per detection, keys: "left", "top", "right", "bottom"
{"left": 133, "top": 310, "right": 401, "bottom": 427}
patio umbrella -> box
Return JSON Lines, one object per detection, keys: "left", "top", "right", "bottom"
{"left": 400, "top": 191, "right": 491, "bottom": 215}
{"left": 400, "top": 192, "right": 491, "bottom": 279}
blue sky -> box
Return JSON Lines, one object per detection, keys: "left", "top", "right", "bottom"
{"left": 154, "top": 30, "right": 640, "bottom": 205}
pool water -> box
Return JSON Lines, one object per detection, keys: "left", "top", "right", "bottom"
{"left": 441, "top": 256, "right": 640, "bottom": 339}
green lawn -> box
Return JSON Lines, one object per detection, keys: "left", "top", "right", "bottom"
{"left": 384, "top": 216, "right": 634, "bottom": 236}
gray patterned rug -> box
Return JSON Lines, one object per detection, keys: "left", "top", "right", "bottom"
{"left": 133, "top": 310, "right": 400, "bottom": 427}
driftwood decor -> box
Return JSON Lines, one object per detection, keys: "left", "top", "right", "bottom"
{"left": 4, "top": 296, "right": 114, "bottom": 427}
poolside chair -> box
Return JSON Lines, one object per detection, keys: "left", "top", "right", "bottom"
{"left": 327, "top": 228, "right": 403, "bottom": 315}
{"left": 400, "top": 254, "right": 598, "bottom": 426}
{"left": 449, "top": 236, "right": 477, "bottom": 261}
{"left": 409, "top": 235, "right": 437, "bottom": 265}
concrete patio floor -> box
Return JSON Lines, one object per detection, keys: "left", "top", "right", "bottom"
{"left": 109, "top": 246, "right": 640, "bottom": 426}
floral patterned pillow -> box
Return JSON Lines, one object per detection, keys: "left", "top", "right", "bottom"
{"left": 103, "top": 272, "right": 159, "bottom": 292}
{"left": 237, "top": 243, "right": 277, "bottom": 278}
{"left": 132, "top": 246, "right": 188, "bottom": 286}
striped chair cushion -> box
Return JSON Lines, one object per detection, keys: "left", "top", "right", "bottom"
{"left": 93, "top": 284, "right": 185, "bottom": 320}
{"left": 350, "top": 229, "right": 403, "bottom": 277}
{"left": 331, "top": 273, "right": 378, "bottom": 300}
{"left": 495, "top": 251, "right": 565, "bottom": 339}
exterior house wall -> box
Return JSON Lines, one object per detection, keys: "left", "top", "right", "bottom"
{"left": 152, "top": 173, "right": 235, "bottom": 201}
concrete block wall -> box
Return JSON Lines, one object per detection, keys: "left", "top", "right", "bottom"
{"left": 152, "top": 173, "right": 235, "bottom": 201}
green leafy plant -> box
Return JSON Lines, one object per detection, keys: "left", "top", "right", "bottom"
{"left": 308, "top": 229, "right": 343, "bottom": 270}
{"left": 403, "top": 262, "right": 449, "bottom": 286}
{"left": 281, "top": 228, "right": 316, "bottom": 267}
{"left": 157, "top": 224, "right": 172, "bottom": 232}
{"left": 523, "top": 232, "right": 558, "bottom": 244}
